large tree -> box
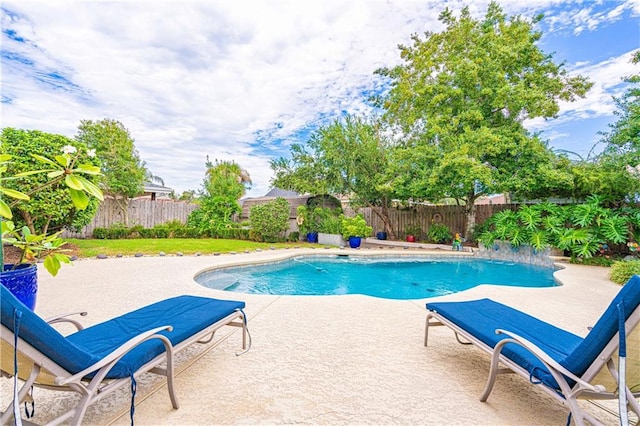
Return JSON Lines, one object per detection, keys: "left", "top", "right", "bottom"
{"left": 560, "top": 51, "right": 640, "bottom": 206}
{"left": 376, "top": 2, "right": 592, "bottom": 237}
{"left": 271, "top": 115, "right": 399, "bottom": 238}
{"left": 75, "top": 119, "right": 147, "bottom": 225}
{"left": 589, "top": 51, "right": 640, "bottom": 204}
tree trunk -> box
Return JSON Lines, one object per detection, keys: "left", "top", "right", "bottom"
{"left": 19, "top": 210, "right": 36, "bottom": 235}
{"left": 114, "top": 197, "right": 130, "bottom": 226}
{"left": 369, "top": 201, "right": 396, "bottom": 240}
{"left": 463, "top": 192, "right": 481, "bottom": 240}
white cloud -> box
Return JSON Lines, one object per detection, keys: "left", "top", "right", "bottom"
{"left": 2, "top": 0, "right": 637, "bottom": 197}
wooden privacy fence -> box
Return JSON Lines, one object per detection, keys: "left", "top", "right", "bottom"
{"left": 356, "top": 203, "right": 518, "bottom": 239}
{"left": 62, "top": 199, "right": 198, "bottom": 239}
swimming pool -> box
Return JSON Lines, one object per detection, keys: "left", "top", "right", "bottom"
{"left": 195, "top": 255, "right": 558, "bottom": 300}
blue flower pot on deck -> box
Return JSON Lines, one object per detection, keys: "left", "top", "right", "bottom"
{"left": 1, "top": 263, "right": 38, "bottom": 310}
{"left": 348, "top": 236, "right": 362, "bottom": 249}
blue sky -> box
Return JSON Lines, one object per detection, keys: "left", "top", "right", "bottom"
{"left": 2, "top": 1, "right": 639, "bottom": 197}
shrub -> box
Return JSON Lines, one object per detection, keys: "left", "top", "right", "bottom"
{"left": 610, "top": 260, "right": 640, "bottom": 284}
{"left": 427, "top": 223, "right": 452, "bottom": 243}
{"left": 250, "top": 197, "right": 290, "bottom": 242}
{"left": 341, "top": 214, "right": 372, "bottom": 239}
{"left": 93, "top": 227, "right": 108, "bottom": 239}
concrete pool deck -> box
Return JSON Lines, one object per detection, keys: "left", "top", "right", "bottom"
{"left": 0, "top": 247, "right": 629, "bottom": 425}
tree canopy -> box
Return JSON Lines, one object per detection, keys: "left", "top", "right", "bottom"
{"left": 75, "top": 119, "right": 147, "bottom": 225}
{"left": 564, "top": 51, "right": 640, "bottom": 206}
{"left": 188, "top": 158, "right": 251, "bottom": 235}
{"left": 271, "top": 115, "right": 400, "bottom": 237}
{"left": 376, "top": 1, "right": 592, "bottom": 236}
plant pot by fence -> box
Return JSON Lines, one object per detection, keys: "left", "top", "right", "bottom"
{"left": 376, "top": 232, "right": 387, "bottom": 240}
{"left": 348, "top": 236, "right": 362, "bottom": 249}
{"left": 1, "top": 263, "right": 38, "bottom": 310}
{"left": 306, "top": 232, "right": 318, "bottom": 243}
{"left": 406, "top": 235, "right": 416, "bottom": 243}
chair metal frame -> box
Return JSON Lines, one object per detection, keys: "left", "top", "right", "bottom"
{"left": 1, "top": 306, "right": 249, "bottom": 426}
{"left": 425, "top": 303, "right": 640, "bottom": 426}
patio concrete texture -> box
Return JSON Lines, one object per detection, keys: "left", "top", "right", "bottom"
{"left": 0, "top": 248, "right": 627, "bottom": 425}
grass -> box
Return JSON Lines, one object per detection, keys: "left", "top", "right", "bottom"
{"left": 67, "top": 238, "right": 317, "bottom": 258}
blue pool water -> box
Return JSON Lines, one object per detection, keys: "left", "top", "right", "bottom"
{"left": 195, "top": 255, "right": 558, "bottom": 300}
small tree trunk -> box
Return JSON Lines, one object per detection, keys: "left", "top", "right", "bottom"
{"left": 19, "top": 210, "right": 37, "bottom": 235}
{"left": 114, "top": 197, "right": 130, "bottom": 226}
{"left": 465, "top": 202, "right": 476, "bottom": 240}
{"left": 463, "top": 191, "right": 483, "bottom": 240}
{"left": 370, "top": 201, "right": 396, "bottom": 240}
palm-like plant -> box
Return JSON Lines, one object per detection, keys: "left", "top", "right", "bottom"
{"left": 479, "top": 197, "right": 634, "bottom": 259}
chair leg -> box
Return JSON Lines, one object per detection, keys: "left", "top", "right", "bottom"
{"left": 480, "top": 346, "right": 502, "bottom": 402}
{"left": 424, "top": 316, "right": 430, "bottom": 346}
{"left": 165, "top": 348, "right": 179, "bottom": 409}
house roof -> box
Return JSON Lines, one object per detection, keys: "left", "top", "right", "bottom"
{"left": 263, "top": 188, "right": 301, "bottom": 198}
{"left": 143, "top": 182, "right": 173, "bottom": 194}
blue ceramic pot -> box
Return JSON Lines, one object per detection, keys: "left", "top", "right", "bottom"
{"left": 376, "top": 232, "right": 387, "bottom": 240}
{"left": 348, "top": 236, "right": 362, "bottom": 249}
{"left": 2, "top": 263, "right": 38, "bottom": 310}
{"left": 307, "top": 232, "right": 319, "bottom": 243}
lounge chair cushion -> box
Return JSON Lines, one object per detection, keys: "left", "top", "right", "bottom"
{"left": 426, "top": 275, "right": 640, "bottom": 390}
{"left": 1, "top": 285, "right": 245, "bottom": 379}
{"left": 426, "top": 298, "right": 583, "bottom": 389}
{"left": 67, "top": 295, "right": 245, "bottom": 378}
{"left": 563, "top": 275, "right": 640, "bottom": 375}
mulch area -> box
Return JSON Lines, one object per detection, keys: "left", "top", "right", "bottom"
{"left": 3, "top": 243, "right": 81, "bottom": 264}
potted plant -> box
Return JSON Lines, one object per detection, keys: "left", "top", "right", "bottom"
{"left": 296, "top": 205, "right": 318, "bottom": 243}
{"left": 405, "top": 224, "right": 422, "bottom": 243}
{"left": 341, "top": 214, "right": 373, "bottom": 249}
{"left": 1, "top": 146, "right": 103, "bottom": 309}
{"left": 316, "top": 207, "right": 344, "bottom": 246}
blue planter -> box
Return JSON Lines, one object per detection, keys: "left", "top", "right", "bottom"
{"left": 307, "top": 232, "right": 318, "bottom": 243}
{"left": 2, "top": 263, "right": 38, "bottom": 310}
{"left": 348, "top": 236, "right": 362, "bottom": 249}
{"left": 376, "top": 232, "right": 387, "bottom": 240}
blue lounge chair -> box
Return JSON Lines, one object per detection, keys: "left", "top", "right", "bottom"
{"left": 0, "top": 285, "right": 250, "bottom": 425}
{"left": 425, "top": 275, "right": 640, "bottom": 426}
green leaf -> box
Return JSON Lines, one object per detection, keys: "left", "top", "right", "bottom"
{"left": 55, "top": 154, "right": 70, "bottom": 167}
{"left": 529, "top": 230, "right": 549, "bottom": 250}
{"left": 31, "top": 154, "right": 60, "bottom": 168}
{"left": 75, "top": 164, "right": 101, "bottom": 175}
{"left": 43, "top": 255, "right": 61, "bottom": 277}
{"left": 74, "top": 175, "right": 104, "bottom": 200}
{"left": 0, "top": 187, "right": 29, "bottom": 200}
{"left": 0, "top": 199, "right": 12, "bottom": 219}
{"left": 69, "top": 188, "right": 89, "bottom": 210}
{"left": 47, "top": 170, "right": 65, "bottom": 179}
{"left": 65, "top": 174, "right": 84, "bottom": 190}
{"left": 0, "top": 154, "right": 12, "bottom": 162}
{"left": 14, "top": 169, "right": 52, "bottom": 177}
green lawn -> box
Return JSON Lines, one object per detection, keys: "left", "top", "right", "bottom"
{"left": 67, "top": 238, "right": 317, "bottom": 258}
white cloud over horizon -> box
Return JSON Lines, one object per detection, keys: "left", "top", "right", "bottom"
{"left": 2, "top": 1, "right": 639, "bottom": 196}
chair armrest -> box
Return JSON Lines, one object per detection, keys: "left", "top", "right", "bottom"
{"left": 56, "top": 325, "right": 174, "bottom": 386}
{"left": 45, "top": 311, "right": 89, "bottom": 331}
{"left": 495, "top": 329, "right": 606, "bottom": 393}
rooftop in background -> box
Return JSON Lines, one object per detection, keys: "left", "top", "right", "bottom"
{"left": 138, "top": 182, "right": 174, "bottom": 201}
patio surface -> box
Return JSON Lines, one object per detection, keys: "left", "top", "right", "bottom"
{"left": 0, "top": 247, "right": 628, "bottom": 425}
